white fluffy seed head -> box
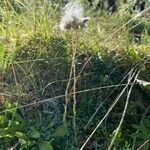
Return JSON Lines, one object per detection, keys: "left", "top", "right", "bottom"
{"left": 59, "top": 2, "right": 89, "bottom": 30}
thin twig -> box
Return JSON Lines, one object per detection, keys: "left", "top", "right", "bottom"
{"left": 137, "top": 139, "right": 150, "bottom": 150}
{"left": 84, "top": 65, "right": 136, "bottom": 130}
{"left": 0, "top": 83, "right": 137, "bottom": 114}
{"left": 84, "top": 57, "right": 149, "bottom": 130}
{"left": 80, "top": 69, "right": 136, "bottom": 150}
{"left": 12, "top": 64, "right": 19, "bottom": 94}
{"left": 108, "top": 70, "right": 140, "bottom": 150}
{"left": 42, "top": 71, "right": 93, "bottom": 95}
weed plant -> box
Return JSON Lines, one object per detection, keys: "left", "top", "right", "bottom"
{"left": 0, "top": 0, "right": 150, "bottom": 149}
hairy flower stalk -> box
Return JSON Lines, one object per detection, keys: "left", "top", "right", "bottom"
{"left": 60, "top": 1, "right": 89, "bottom": 145}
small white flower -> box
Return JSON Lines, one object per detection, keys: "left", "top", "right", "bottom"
{"left": 59, "top": 2, "right": 89, "bottom": 30}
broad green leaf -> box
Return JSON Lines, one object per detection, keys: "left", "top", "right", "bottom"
{"left": 38, "top": 141, "right": 53, "bottom": 150}
{"left": 132, "top": 124, "right": 140, "bottom": 130}
{"left": 28, "top": 127, "right": 41, "bottom": 139}
{"left": 0, "top": 115, "right": 4, "bottom": 124}
{"left": 51, "top": 125, "right": 67, "bottom": 137}
{"left": 15, "top": 131, "right": 27, "bottom": 139}
{"left": 140, "top": 121, "right": 148, "bottom": 137}
{"left": 0, "top": 127, "right": 10, "bottom": 138}
{"left": 5, "top": 101, "right": 13, "bottom": 109}
{"left": 127, "top": 47, "right": 142, "bottom": 62}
